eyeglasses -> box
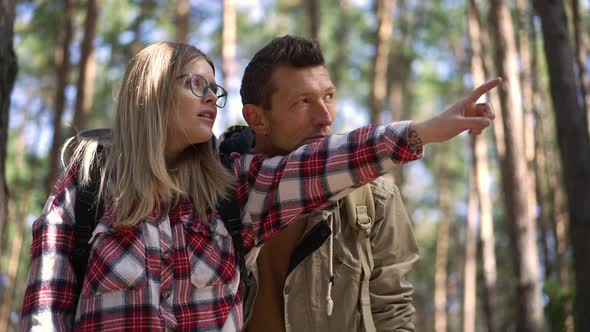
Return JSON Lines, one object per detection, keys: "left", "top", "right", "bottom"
{"left": 176, "top": 73, "right": 228, "bottom": 108}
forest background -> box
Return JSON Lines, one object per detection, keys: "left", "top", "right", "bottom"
{"left": 1, "top": 0, "right": 589, "bottom": 331}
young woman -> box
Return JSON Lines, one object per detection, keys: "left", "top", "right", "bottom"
{"left": 21, "top": 42, "right": 498, "bottom": 331}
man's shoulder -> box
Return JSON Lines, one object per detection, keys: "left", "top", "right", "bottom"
{"left": 336, "top": 177, "right": 400, "bottom": 226}
{"left": 365, "top": 177, "right": 400, "bottom": 202}
{"left": 337, "top": 177, "right": 406, "bottom": 228}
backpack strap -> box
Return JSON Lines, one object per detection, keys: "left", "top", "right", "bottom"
{"left": 71, "top": 146, "right": 105, "bottom": 289}
{"left": 342, "top": 185, "right": 376, "bottom": 331}
{"left": 217, "top": 127, "right": 254, "bottom": 288}
{"left": 217, "top": 153, "right": 250, "bottom": 287}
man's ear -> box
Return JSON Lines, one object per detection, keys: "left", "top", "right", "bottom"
{"left": 242, "top": 104, "right": 269, "bottom": 135}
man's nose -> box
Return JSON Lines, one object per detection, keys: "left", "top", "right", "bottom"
{"left": 313, "top": 102, "right": 334, "bottom": 127}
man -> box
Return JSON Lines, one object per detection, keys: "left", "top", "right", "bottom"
{"left": 238, "top": 35, "right": 419, "bottom": 332}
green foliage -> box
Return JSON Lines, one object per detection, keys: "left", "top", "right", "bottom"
{"left": 15, "top": 2, "right": 63, "bottom": 75}
{"left": 544, "top": 278, "right": 575, "bottom": 332}
{"left": 234, "top": 3, "right": 283, "bottom": 59}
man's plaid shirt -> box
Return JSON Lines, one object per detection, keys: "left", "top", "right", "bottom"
{"left": 21, "top": 122, "right": 422, "bottom": 331}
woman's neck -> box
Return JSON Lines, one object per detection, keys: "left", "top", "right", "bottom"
{"left": 165, "top": 144, "right": 183, "bottom": 165}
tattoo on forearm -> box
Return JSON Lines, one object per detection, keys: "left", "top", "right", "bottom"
{"left": 408, "top": 129, "right": 423, "bottom": 151}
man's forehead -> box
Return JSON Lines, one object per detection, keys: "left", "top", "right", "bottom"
{"left": 272, "top": 64, "right": 328, "bottom": 77}
{"left": 271, "top": 65, "right": 334, "bottom": 92}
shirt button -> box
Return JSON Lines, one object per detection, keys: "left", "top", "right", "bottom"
{"left": 162, "top": 290, "right": 172, "bottom": 300}
{"left": 162, "top": 249, "right": 171, "bottom": 260}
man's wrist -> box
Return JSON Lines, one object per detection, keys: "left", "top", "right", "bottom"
{"left": 408, "top": 121, "right": 427, "bottom": 150}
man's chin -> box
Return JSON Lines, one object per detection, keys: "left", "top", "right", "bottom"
{"left": 303, "top": 137, "right": 327, "bottom": 145}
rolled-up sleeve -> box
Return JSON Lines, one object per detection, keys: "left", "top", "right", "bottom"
{"left": 21, "top": 166, "right": 80, "bottom": 331}
{"left": 234, "top": 122, "right": 423, "bottom": 251}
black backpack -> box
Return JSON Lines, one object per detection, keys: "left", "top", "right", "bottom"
{"left": 70, "top": 128, "right": 254, "bottom": 289}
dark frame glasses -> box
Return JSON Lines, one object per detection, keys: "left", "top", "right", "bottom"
{"left": 176, "top": 73, "right": 228, "bottom": 108}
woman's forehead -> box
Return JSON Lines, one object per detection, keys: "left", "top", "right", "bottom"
{"left": 183, "top": 58, "right": 215, "bottom": 81}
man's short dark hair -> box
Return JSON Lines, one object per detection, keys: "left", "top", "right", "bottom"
{"left": 240, "top": 35, "right": 325, "bottom": 110}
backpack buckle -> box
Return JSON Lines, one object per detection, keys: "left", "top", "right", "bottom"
{"left": 355, "top": 206, "right": 371, "bottom": 234}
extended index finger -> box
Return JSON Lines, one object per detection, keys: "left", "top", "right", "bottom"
{"left": 468, "top": 77, "right": 502, "bottom": 103}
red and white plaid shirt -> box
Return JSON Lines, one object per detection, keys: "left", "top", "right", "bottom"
{"left": 22, "top": 122, "right": 422, "bottom": 331}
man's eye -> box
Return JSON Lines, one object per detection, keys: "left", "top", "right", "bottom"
{"left": 324, "top": 94, "right": 334, "bottom": 102}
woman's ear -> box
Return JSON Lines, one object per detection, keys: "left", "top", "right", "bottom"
{"left": 242, "top": 104, "right": 269, "bottom": 135}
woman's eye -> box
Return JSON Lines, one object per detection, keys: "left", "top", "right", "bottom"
{"left": 324, "top": 94, "right": 334, "bottom": 102}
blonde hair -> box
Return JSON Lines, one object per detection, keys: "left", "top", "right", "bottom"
{"left": 64, "top": 42, "right": 232, "bottom": 227}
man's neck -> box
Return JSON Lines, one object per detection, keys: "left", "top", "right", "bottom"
{"left": 252, "top": 135, "right": 288, "bottom": 156}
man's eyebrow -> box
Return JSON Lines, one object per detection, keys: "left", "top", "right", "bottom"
{"left": 285, "top": 85, "right": 336, "bottom": 100}
{"left": 286, "top": 89, "right": 310, "bottom": 98}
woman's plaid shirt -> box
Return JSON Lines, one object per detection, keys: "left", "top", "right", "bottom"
{"left": 21, "top": 122, "right": 422, "bottom": 331}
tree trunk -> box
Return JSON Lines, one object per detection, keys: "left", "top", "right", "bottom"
{"left": 0, "top": 0, "right": 17, "bottom": 254}
{"left": 571, "top": 0, "right": 590, "bottom": 131}
{"left": 0, "top": 112, "right": 28, "bottom": 272}
{"left": 530, "top": 16, "right": 571, "bottom": 288}
{"left": 464, "top": 166, "right": 478, "bottom": 332}
{"left": 531, "top": 15, "right": 572, "bottom": 309}
{"left": 304, "top": 0, "right": 319, "bottom": 39}
{"left": 45, "top": 0, "right": 75, "bottom": 195}
{"left": 474, "top": 136, "right": 498, "bottom": 332}
{"left": 0, "top": 192, "right": 28, "bottom": 332}
{"left": 516, "top": 0, "right": 538, "bottom": 229}
{"left": 471, "top": 4, "right": 503, "bottom": 331}
{"left": 533, "top": 1, "right": 590, "bottom": 331}
{"left": 70, "top": 0, "right": 99, "bottom": 137}
{"left": 1, "top": 113, "right": 41, "bottom": 329}
{"left": 388, "top": 0, "right": 413, "bottom": 189}
{"left": 176, "top": 0, "right": 190, "bottom": 43}
{"left": 388, "top": 0, "right": 410, "bottom": 124}
{"left": 475, "top": 135, "right": 498, "bottom": 332}
{"left": 467, "top": 2, "right": 498, "bottom": 331}
{"left": 330, "top": 0, "right": 350, "bottom": 89}
{"left": 532, "top": 105, "right": 553, "bottom": 280}
{"left": 222, "top": 0, "right": 237, "bottom": 94}
{"left": 434, "top": 160, "right": 450, "bottom": 332}
{"left": 534, "top": 98, "right": 570, "bottom": 290}
{"left": 473, "top": 3, "right": 505, "bottom": 162}
{"left": 537, "top": 100, "right": 574, "bottom": 331}
{"left": 448, "top": 37, "right": 477, "bottom": 331}
{"left": 545, "top": 125, "right": 571, "bottom": 288}
{"left": 369, "top": 0, "right": 395, "bottom": 124}
{"left": 529, "top": 14, "right": 554, "bottom": 280}
{"left": 535, "top": 88, "right": 571, "bottom": 291}
{"left": 13, "top": 247, "right": 28, "bottom": 327}
{"left": 490, "top": 1, "right": 544, "bottom": 331}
